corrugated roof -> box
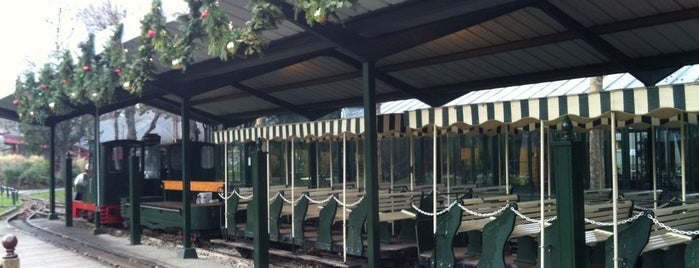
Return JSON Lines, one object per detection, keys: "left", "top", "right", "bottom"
{"left": 381, "top": 64, "right": 699, "bottom": 114}
{"left": 3, "top": 0, "right": 699, "bottom": 126}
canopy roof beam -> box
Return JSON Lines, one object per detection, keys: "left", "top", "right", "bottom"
{"left": 231, "top": 82, "right": 316, "bottom": 120}
{"left": 534, "top": 1, "right": 669, "bottom": 86}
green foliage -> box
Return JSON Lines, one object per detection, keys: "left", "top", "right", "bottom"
{"left": 121, "top": 0, "right": 166, "bottom": 95}
{"left": 15, "top": 0, "right": 358, "bottom": 121}
{"left": 0, "top": 155, "right": 48, "bottom": 188}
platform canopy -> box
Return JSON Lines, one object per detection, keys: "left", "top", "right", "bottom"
{"left": 1, "top": 0, "right": 699, "bottom": 127}
{"left": 405, "top": 83, "right": 699, "bottom": 134}
{"left": 214, "top": 113, "right": 404, "bottom": 143}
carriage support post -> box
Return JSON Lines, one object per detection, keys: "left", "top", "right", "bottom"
{"left": 129, "top": 152, "right": 142, "bottom": 245}
{"left": 64, "top": 153, "right": 73, "bottom": 227}
{"left": 252, "top": 139, "right": 270, "bottom": 268}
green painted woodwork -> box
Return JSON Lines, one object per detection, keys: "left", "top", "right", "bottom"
{"left": 416, "top": 192, "right": 435, "bottom": 258}
{"left": 536, "top": 220, "right": 560, "bottom": 268}
{"left": 604, "top": 211, "right": 653, "bottom": 267}
{"left": 552, "top": 125, "right": 586, "bottom": 268}
{"left": 346, "top": 196, "right": 368, "bottom": 256}
{"left": 662, "top": 244, "right": 686, "bottom": 268}
{"left": 64, "top": 155, "right": 73, "bottom": 227}
{"left": 292, "top": 192, "right": 310, "bottom": 245}
{"left": 48, "top": 125, "right": 58, "bottom": 220}
{"left": 466, "top": 231, "right": 484, "bottom": 256}
{"left": 685, "top": 239, "right": 699, "bottom": 268}
{"left": 268, "top": 191, "right": 284, "bottom": 242}
{"left": 476, "top": 203, "right": 516, "bottom": 268}
{"left": 251, "top": 141, "right": 270, "bottom": 268}
{"left": 640, "top": 250, "right": 664, "bottom": 268}
{"left": 430, "top": 200, "right": 463, "bottom": 268}
{"left": 225, "top": 188, "right": 241, "bottom": 237}
{"left": 128, "top": 154, "right": 142, "bottom": 245}
{"left": 245, "top": 190, "right": 256, "bottom": 237}
{"left": 316, "top": 194, "right": 339, "bottom": 251}
{"left": 122, "top": 202, "right": 222, "bottom": 231}
{"left": 515, "top": 236, "right": 538, "bottom": 264}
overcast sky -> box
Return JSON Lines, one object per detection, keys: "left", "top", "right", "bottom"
{"left": 0, "top": 0, "right": 186, "bottom": 99}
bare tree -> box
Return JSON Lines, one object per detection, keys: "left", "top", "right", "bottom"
{"left": 77, "top": 1, "right": 127, "bottom": 33}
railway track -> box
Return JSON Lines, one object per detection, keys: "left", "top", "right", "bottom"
{"left": 8, "top": 198, "right": 321, "bottom": 268}
{"left": 8, "top": 198, "right": 162, "bottom": 268}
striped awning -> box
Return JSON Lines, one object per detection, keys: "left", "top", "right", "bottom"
{"left": 214, "top": 113, "right": 404, "bottom": 144}
{"left": 405, "top": 83, "right": 699, "bottom": 133}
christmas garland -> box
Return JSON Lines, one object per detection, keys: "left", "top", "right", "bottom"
{"left": 14, "top": 0, "right": 357, "bottom": 124}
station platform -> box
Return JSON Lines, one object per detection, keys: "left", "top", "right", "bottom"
{"left": 0, "top": 217, "right": 243, "bottom": 267}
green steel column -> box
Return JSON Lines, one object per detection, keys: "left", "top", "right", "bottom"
{"left": 363, "top": 61, "right": 381, "bottom": 267}
{"left": 48, "top": 125, "right": 58, "bottom": 220}
{"left": 553, "top": 116, "right": 586, "bottom": 268}
{"left": 64, "top": 153, "right": 73, "bottom": 227}
{"left": 252, "top": 140, "right": 270, "bottom": 268}
{"left": 94, "top": 108, "right": 103, "bottom": 235}
{"left": 129, "top": 152, "right": 142, "bottom": 245}
{"left": 178, "top": 96, "right": 197, "bottom": 259}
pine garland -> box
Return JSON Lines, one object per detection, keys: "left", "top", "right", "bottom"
{"left": 121, "top": 0, "right": 167, "bottom": 95}
{"left": 14, "top": 0, "right": 357, "bottom": 124}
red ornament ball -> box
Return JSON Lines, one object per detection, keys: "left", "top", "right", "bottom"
{"left": 62, "top": 79, "right": 67, "bottom": 84}
{"left": 41, "top": 84, "right": 47, "bottom": 90}
{"left": 12, "top": 99, "right": 19, "bottom": 106}
{"left": 148, "top": 29, "right": 155, "bottom": 39}
{"left": 83, "top": 65, "right": 90, "bottom": 72}
{"left": 201, "top": 10, "right": 209, "bottom": 19}
{"left": 115, "top": 68, "right": 121, "bottom": 75}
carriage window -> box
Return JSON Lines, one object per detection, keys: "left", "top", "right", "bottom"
{"left": 144, "top": 147, "right": 161, "bottom": 179}
{"left": 201, "top": 146, "right": 214, "bottom": 169}
{"left": 110, "top": 146, "right": 124, "bottom": 171}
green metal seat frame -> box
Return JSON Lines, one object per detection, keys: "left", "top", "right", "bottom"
{"left": 685, "top": 238, "right": 699, "bottom": 268}
{"left": 346, "top": 196, "right": 369, "bottom": 256}
{"left": 430, "top": 199, "right": 464, "bottom": 268}
{"left": 536, "top": 220, "right": 560, "bottom": 268}
{"left": 604, "top": 211, "right": 653, "bottom": 268}
{"left": 224, "top": 188, "right": 241, "bottom": 238}
{"left": 316, "top": 194, "right": 339, "bottom": 251}
{"left": 292, "top": 192, "right": 310, "bottom": 245}
{"left": 268, "top": 191, "right": 285, "bottom": 242}
{"left": 477, "top": 203, "right": 517, "bottom": 268}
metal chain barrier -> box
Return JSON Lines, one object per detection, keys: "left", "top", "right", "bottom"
{"left": 458, "top": 202, "right": 510, "bottom": 218}
{"left": 333, "top": 195, "right": 364, "bottom": 207}
{"left": 305, "top": 194, "right": 335, "bottom": 204}
{"left": 647, "top": 214, "right": 699, "bottom": 236}
{"left": 276, "top": 193, "right": 306, "bottom": 205}
{"left": 234, "top": 190, "right": 254, "bottom": 200}
{"left": 411, "top": 200, "right": 458, "bottom": 216}
{"left": 584, "top": 211, "right": 645, "bottom": 226}
{"left": 218, "top": 191, "right": 235, "bottom": 200}
{"left": 510, "top": 207, "right": 557, "bottom": 223}
{"left": 269, "top": 191, "right": 282, "bottom": 202}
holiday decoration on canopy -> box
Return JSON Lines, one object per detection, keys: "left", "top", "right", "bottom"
{"left": 91, "top": 23, "right": 126, "bottom": 107}
{"left": 13, "top": 0, "right": 358, "bottom": 124}
{"left": 120, "top": 0, "right": 167, "bottom": 95}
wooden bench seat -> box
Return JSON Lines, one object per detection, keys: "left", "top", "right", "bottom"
{"left": 643, "top": 203, "right": 699, "bottom": 253}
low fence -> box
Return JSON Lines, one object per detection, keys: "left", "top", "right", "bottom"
{"left": 0, "top": 186, "right": 19, "bottom": 206}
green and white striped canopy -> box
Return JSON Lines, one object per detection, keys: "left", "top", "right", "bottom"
{"left": 405, "top": 83, "right": 699, "bottom": 134}
{"left": 214, "top": 113, "right": 404, "bottom": 144}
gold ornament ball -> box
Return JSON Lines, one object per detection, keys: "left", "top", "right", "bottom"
{"left": 123, "top": 81, "right": 132, "bottom": 91}
{"left": 227, "top": 42, "right": 236, "bottom": 53}
{"left": 172, "top": 58, "right": 183, "bottom": 69}
{"left": 314, "top": 9, "right": 327, "bottom": 23}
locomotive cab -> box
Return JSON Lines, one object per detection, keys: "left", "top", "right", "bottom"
{"left": 73, "top": 139, "right": 145, "bottom": 224}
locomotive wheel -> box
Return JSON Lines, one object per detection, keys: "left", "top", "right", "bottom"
{"left": 86, "top": 212, "right": 95, "bottom": 223}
